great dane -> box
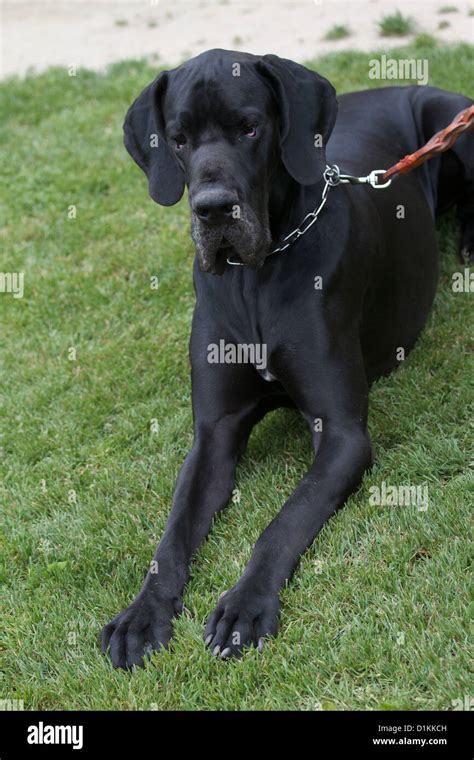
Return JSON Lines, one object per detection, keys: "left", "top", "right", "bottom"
{"left": 101, "top": 49, "right": 473, "bottom": 668}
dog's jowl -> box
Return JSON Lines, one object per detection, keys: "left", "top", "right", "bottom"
{"left": 101, "top": 49, "right": 474, "bottom": 668}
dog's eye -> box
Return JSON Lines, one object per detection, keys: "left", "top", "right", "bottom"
{"left": 241, "top": 123, "right": 257, "bottom": 138}
{"left": 173, "top": 134, "right": 187, "bottom": 150}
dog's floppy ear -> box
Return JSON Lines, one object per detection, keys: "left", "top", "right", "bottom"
{"left": 123, "top": 71, "right": 184, "bottom": 206}
{"left": 256, "top": 54, "right": 337, "bottom": 185}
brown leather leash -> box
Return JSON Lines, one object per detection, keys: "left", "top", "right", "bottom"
{"left": 381, "top": 103, "right": 474, "bottom": 184}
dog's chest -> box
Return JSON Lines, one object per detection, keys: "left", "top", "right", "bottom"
{"left": 227, "top": 275, "right": 285, "bottom": 381}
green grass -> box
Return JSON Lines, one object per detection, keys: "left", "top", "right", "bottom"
{"left": 1, "top": 43, "right": 473, "bottom": 711}
{"left": 378, "top": 11, "right": 415, "bottom": 37}
{"left": 438, "top": 4, "right": 459, "bottom": 12}
{"left": 324, "top": 24, "right": 351, "bottom": 41}
{"left": 413, "top": 33, "right": 439, "bottom": 49}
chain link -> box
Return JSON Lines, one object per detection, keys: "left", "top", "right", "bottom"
{"left": 269, "top": 172, "right": 332, "bottom": 255}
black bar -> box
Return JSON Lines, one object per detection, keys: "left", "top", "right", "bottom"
{"left": 0, "top": 710, "right": 471, "bottom": 758}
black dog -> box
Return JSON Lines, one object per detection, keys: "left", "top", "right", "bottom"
{"left": 102, "top": 49, "right": 473, "bottom": 668}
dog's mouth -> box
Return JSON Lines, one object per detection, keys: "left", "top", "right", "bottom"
{"left": 214, "top": 239, "right": 261, "bottom": 274}
{"left": 214, "top": 239, "right": 246, "bottom": 270}
{"left": 191, "top": 217, "right": 270, "bottom": 275}
{"left": 212, "top": 241, "right": 234, "bottom": 275}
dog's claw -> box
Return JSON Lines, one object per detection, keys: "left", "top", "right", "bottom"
{"left": 220, "top": 647, "right": 231, "bottom": 659}
{"left": 204, "top": 634, "right": 213, "bottom": 646}
{"left": 212, "top": 645, "right": 220, "bottom": 656}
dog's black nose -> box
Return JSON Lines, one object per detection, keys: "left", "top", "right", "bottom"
{"left": 192, "top": 188, "right": 238, "bottom": 226}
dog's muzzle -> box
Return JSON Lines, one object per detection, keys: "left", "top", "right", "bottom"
{"left": 190, "top": 209, "right": 271, "bottom": 275}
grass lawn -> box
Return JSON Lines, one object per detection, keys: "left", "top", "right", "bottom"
{"left": 0, "top": 42, "right": 473, "bottom": 711}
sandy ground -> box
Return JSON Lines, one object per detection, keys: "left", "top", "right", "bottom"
{"left": 1, "top": 0, "right": 473, "bottom": 79}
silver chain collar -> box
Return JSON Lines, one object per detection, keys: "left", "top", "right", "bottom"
{"left": 226, "top": 163, "right": 392, "bottom": 266}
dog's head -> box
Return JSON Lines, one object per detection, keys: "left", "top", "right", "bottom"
{"left": 124, "top": 49, "right": 337, "bottom": 274}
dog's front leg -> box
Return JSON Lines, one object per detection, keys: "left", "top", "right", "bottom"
{"left": 101, "top": 354, "right": 264, "bottom": 669}
{"left": 101, "top": 413, "right": 252, "bottom": 668}
{"left": 204, "top": 340, "right": 373, "bottom": 658}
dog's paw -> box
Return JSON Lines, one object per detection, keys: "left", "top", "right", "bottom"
{"left": 204, "top": 582, "right": 280, "bottom": 659}
{"left": 101, "top": 593, "right": 178, "bottom": 669}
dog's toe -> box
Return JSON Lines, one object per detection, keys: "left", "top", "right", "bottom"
{"left": 204, "top": 582, "right": 279, "bottom": 659}
{"left": 101, "top": 594, "right": 175, "bottom": 669}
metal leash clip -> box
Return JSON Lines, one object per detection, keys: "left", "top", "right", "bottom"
{"left": 324, "top": 164, "right": 392, "bottom": 189}
{"left": 363, "top": 169, "right": 393, "bottom": 189}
